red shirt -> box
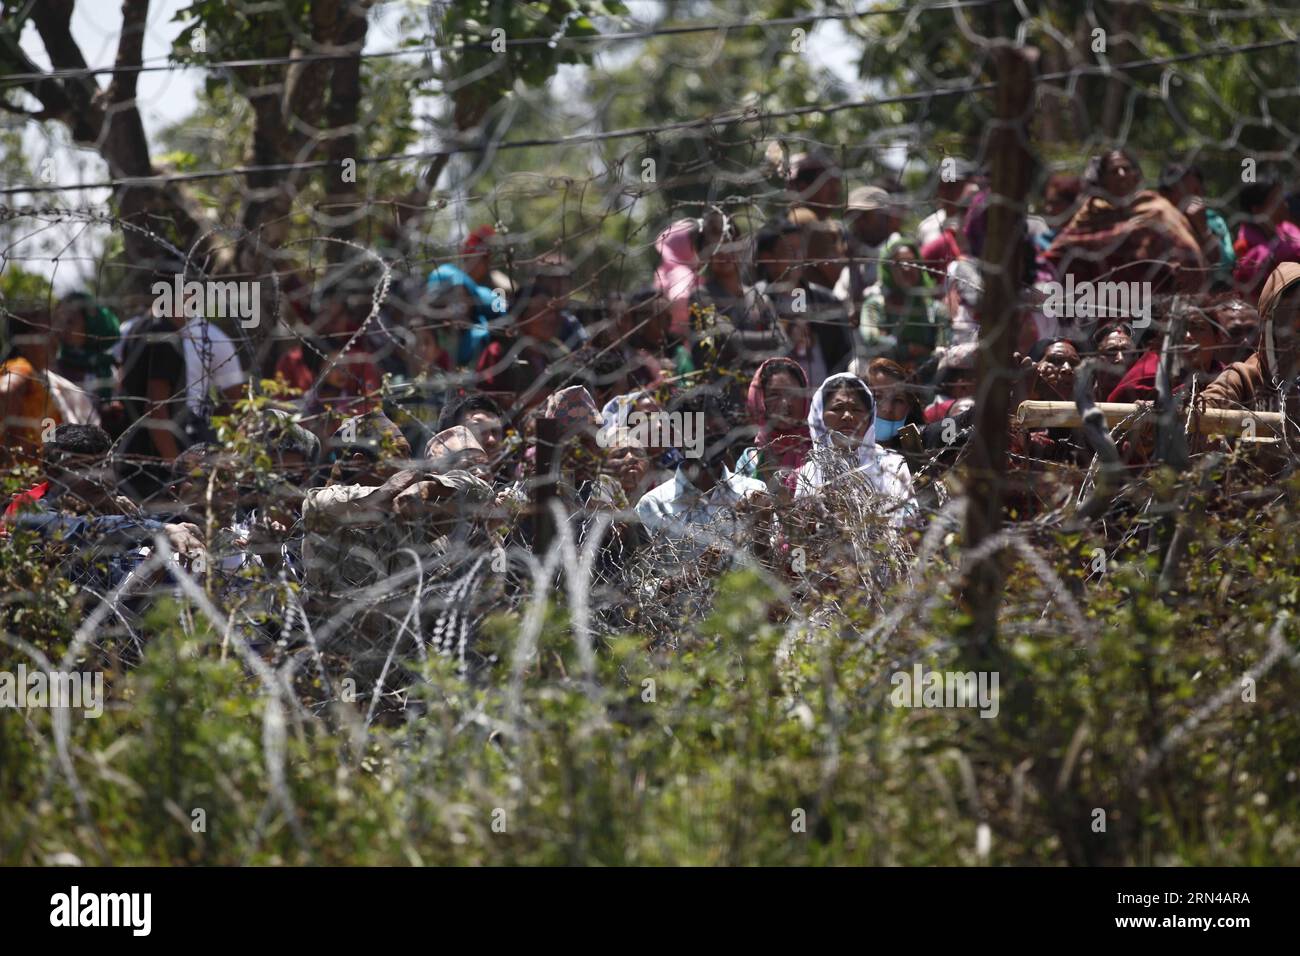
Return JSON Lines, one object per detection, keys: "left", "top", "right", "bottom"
{"left": 924, "top": 398, "right": 957, "bottom": 424}
{"left": 3, "top": 480, "right": 50, "bottom": 520}
{"left": 276, "top": 346, "right": 384, "bottom": 397}
{"left": 1106, "top": 351, "right": 1162, "bottom": 404}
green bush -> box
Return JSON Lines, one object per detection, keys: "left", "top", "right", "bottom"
{"left": 2, "top": 469, "right": 1299, "bottom": 866}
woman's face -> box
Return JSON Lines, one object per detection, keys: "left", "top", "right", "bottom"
{"left": 868, "top": 371, "right": 911, "bottom": 421}
{"left": 762, "top": 369, "right": 804, "bottom": 429}
{"left": 887, "top": 246, "right": 921, "bottom": 288}
{"left": 822, "top": 386, "right": 873, "bottom": 446}
{"left": 605, "top": 444, "right": 649, "bottom": 495}
{"left": 1101, "top": 152, "right": 1140, "bottom": 201}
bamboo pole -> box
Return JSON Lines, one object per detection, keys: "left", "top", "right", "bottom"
{"left": 1015, "top": 401, "right": 1284, "bottom": 434}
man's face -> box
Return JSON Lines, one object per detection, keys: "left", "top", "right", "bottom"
{"left": 462, "top": 410, "right": 503, "bottom": 458}
{"left": 850, "top": 209, "right": 893, "bottom": 248}
{"left": 1186, "top": 321, "right": 1225, "bottom": 373}
{"left": 771, "top": 233, "right": 806, "bottom": 288}
{"left": 1098, "top": 330, "right": 1134, "bottom": 370}
{"left": 519, "top": 298, "right": 561, "bottom": 343}
{"left": 1036, "top": 341, "right": 1081, "bottom": 397}
{"left": 943, "top": 365, "right": 976, "bottom": 399}
{"left": 605, "top": 444, "right": 648, "bottom": 495}
{"left": 796, "top": 169, "right": 842, "bottom": 213}
{"left": 697, "top": 410, "right": 738, "bottom": 476}
{"left": 249, "top": 448, "right": 311, "bottom": 521}
{"left": 47, "top": 453, "right": 115, "bottom": 512}
{"left": 1270, "top": 287, "right": 1300, "bottom": 380}
{"left": 440, "top": 446, "right": 492, "bottom": 484}
{"left": 348, "top": 432, "right": 413, "bottom": 486}
{"left": 1218, "top": 303, "right": 1260, "bottom": 361}
{"left": 12, "top": 323, "right": 57, "bottom": 363}
{"left": 622, "top": 300, "right": 670, "bottom": 350}
{"left": 536, "top": 274, "right": 571, "bottom": 311}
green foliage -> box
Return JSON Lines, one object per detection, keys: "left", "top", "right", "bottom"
{"left": 0, "top": 265, "right": 53, "bottom": 306}
{"left": 3, "top": 469, "right": 1299, "bottom": 864}
{"left": 847, "top": 0, "right": 1300, "bottom": 194}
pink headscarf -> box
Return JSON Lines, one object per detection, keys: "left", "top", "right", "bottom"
{"left": 747, "top": 357, "right": 811, "bottom": 472}
{"left": 541, "top": 385, "right": 602, "bottom": 435}
{"left": 654, "top": 219, "right": 700, "bottom": 339}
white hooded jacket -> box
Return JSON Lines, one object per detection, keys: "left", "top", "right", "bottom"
{"left": 794, "top": 372, "right": 918, "bottom": 527}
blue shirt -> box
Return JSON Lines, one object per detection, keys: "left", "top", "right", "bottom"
{"left": 426, "top": 264, "right": 500, "bottom": 366}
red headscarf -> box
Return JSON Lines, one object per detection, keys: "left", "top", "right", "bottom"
{"left": 747, "top": 357, "right": 811, "bottom": 471}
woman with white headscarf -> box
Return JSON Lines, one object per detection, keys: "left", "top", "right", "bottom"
{"left": 794, "top": 372, "right": 918, "bottom": 527}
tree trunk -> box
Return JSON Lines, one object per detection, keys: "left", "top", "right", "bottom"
{"left": 960, "top": 46, "right": 1037, "bottom": 647}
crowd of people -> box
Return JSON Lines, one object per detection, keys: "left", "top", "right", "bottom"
{"left": 4, "top": 144, "right": 1300, "bottom": 704}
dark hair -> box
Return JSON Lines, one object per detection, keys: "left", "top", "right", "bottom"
{"left": 1044, "top": 172, "right": 1082, "bottom": 203}
{"left": 627, "top": 287, "right": 661, "bottom": 312}
{"left": 1091, "top": 321, "right": 1134, "bottom": 349}
{"left": 822, "top": 376, "right": 875, "bottom": 420}
{"left": 669, "top": 385, "right": 725, "bottom": 420}
{"left": 1239, "top": 179, "right": 1280, "bottom": 214}
{"left": 4, "top": 310, "right": 45, "bottom": 356}
{"left": 1206, "top": 294, "right": 1256, "bottom": 320}
{"left": 171, "top": 443, "right": 217, "bottom": 480}
{"left": 867, "top": 357, "right": 908, "bottom": 382}
{"left": 1158, "top": 161, "right": 1202, "bottom": 192}
{"left": 58, "top": 291, "right": 96, "bottom": 317}
{"left": 1029, "top": 337, "right": 1079, "bottom": 363}
{"left": 758, "top": 357, "right": 807, "bottom": 394}
{"left": 45, "top": 424, "right": 112, "bottom": 465}
{"left": 754, "top": 220, "right": 801, "bottom": 259}
{"left": 1084, "top": 148, "right": 1141, "bottom": 190}
{"left": 437, "top": 391, "right": 504, "bottom": 432}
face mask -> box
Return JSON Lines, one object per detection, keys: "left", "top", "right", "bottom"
{"left": 875, "top": 417, "right": 906, "bottom": 441}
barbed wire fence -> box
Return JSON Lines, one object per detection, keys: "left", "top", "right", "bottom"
{"left": 3, "top": 0, "right": 1300, "bottom": 864}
